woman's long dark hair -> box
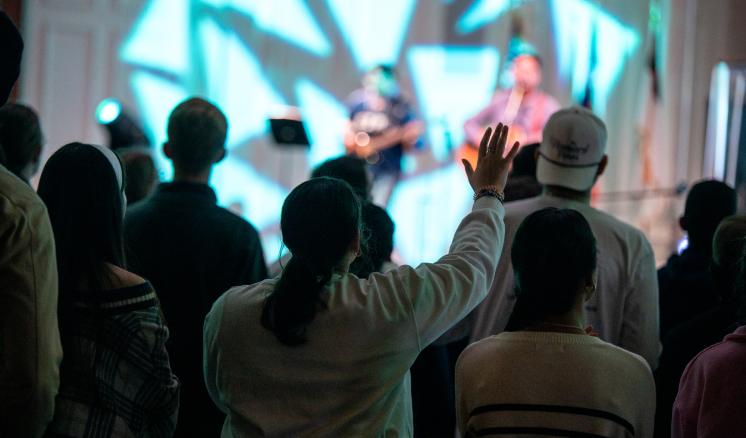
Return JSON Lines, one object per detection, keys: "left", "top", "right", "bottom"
{"left": 506, "top": 208, "right": 597, "bottom": 331}
{"left": 37, "top": 143, "right": 126, "bottom": 329}
{"left": 262, "top": 177, "right": 362, "bottom": 345}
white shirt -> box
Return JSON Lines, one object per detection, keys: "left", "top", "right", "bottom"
{"left": 203, "top": 197, "right": 505, "bottom": 437}
{"left": 469, "top": 194, "right": 661, "bottom": 368}
{"left": 456, "top": 331, "right": 655, "bottom": 438}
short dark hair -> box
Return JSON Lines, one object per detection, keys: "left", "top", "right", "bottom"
{"left": 371, "top": 64, "right": 396, "bottom": 77}
{"left": 683, "top": 180, "right": 736, "bottom": 251}
{"left": 311, "top": 155, "right": 370, "bottom": 200}
{"left": 38, "top": 143, "right": 126, "bottom": 332}
{"left": 711, "top": 216, "right": 746, "bottom": 304}
{"left": 262, "top": 177, "right": 362, "bottom": 345}
{"left": 166, "top": 97, "right": 227, "bottom": 174}
{"left": 0, "top": 103, "right": 42, "bottom": 179}
{"left": 0, "top": 12, "right": 23, "bottom": 105}
{"left": 510, "top": 143, "right": 539, "bottom": 178}
{"left": 507, "top": 207, "right": 597, "bottom": 330}
{"left": 350, "top": 203, "right": 395, "bottom": 278}
{"left": 117, "top": 147, "right": 158, "bottom": 205}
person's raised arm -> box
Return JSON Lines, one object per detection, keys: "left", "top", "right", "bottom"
{"left": 365, "top": 124, "right": 519, "bottom": 348}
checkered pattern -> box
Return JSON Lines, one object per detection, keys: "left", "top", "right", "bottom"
{"left": 47, "top": 283, "right": 180, "bottom": 437}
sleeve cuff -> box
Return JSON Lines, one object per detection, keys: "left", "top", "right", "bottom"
{"left": 472, "top": 195, "right": 505, "bottom": 217}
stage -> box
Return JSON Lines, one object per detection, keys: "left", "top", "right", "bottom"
{"left": 18, "top": 0, "right": 727, "bottom": 265}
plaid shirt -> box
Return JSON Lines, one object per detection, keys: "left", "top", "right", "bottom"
{"left": 47, "top": 282, "right": 179, "bottom": 437}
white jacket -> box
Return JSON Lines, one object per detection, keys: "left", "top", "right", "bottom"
{"left": 203, "top": 197, "right": 505, "bottom": 437}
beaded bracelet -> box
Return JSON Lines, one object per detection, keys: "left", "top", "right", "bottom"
{"left": 473, "top": 185, "right": 505, "bottom": 202}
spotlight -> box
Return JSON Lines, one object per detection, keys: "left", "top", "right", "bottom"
{"left": 95, "top": 97, "right": 149, "bottom": 151}
{"left": 96, "top": 98, "right": 122, "bottom": 125}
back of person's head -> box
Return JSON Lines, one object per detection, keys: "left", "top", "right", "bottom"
{"left": 682, "top": 180, "right": 736, "bottom": 251}
{"left": 536, "top": 107, "right": 608, "bottom": 193}
{"left": 711, "top": 215, "right": 746, "bottom": 304}
{"left": 510, "top": 143, "right": 539, "bottom": 178}
{"left": 736, "top": 244, "right": 746, "bottom": 324}
{"left": 311, "top": 155, "right": 370, "bottom": 200}
{"left": 350, "top": 203, "right": 395, "bottom": 278}
{"left": 165, "top": 97, "right": 227, "bottom": 175}
{"left": 0, "top": 103, "right": 43, "bottom": 181}
{"left": 0, "top": 12, "right": 23, "bottom": 105}
{"left": 116, "top": 147, "right": 158, "bottom": 205}
{"left": 38, "top": 143, "right": 125, "bottom": 299}
{"left": 262, "top": 177, "right": 362, "bottom": 345}
{"left": 507, "top": 207, "right": 597, "bottom": 330}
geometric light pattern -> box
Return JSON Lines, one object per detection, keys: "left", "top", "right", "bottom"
{"left": 121, "top": 0, "right": 190, "bottom": 76}
{"left": 551, "top": 0, "right": 640, "bottom": 116}
{"left": 456, "top": 0, "right": 512, "bottom": 34}
{"left": 202, "top": 0, "right": 332, "bottom": 57}
{"left": 199, "top": 18, "right": 286, "bottom": 148}
{"left": 388, "top": 163, "right": 473, "bottom": 263}
{"left": 295, "top": 79, "right": 349, "bottom": 168}
{"left": 327, "top": 0, "right": 417, "bottom": 70}
{"left": 407, "top": 46, "right": 500, "bottom": 160}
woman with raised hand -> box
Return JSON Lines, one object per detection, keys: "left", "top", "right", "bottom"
{"left": 38, "top": 143, "right": 179, "bottom": 437}
{"left": 203, "top": 125, "right": 518, "bottom": 436}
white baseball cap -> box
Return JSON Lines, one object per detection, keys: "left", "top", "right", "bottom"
{"left": 536, "top": 106, "right": 607, "bottom": 191}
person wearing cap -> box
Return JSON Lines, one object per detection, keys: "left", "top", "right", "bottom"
{"left": 0, "top": 12, "right": 63, "bottom": 437}
{"left": 469, "top": 106, "right": 661, "bottom": 369}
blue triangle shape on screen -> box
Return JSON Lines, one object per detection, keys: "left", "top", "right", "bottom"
{"left": 121, "top": 0, "right": 190, "bottom": 76}
{"left": 327, "top": 0, "right": 417, "bottom": 70}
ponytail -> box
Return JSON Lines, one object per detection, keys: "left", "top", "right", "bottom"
{"left": 261, "top": 257, "right": 332, "bottom": 345}
{"left": 261, "top": 177, "right": 361, "bottom": 346}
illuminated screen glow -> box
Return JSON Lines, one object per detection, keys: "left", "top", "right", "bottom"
{"left": 121, "top": 0, "right": 643, "bottom": 265}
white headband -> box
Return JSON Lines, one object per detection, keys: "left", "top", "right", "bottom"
{"left": 89, "top": 144, "right": 124, "bottom": 190}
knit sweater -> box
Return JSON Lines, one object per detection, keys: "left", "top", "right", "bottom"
{"left": 456, "top": 331, "right": 655, "bottom": 438}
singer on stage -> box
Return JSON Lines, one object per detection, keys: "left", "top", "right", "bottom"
{"left": 464, "top": 52, "right": 560, "bottom": 151}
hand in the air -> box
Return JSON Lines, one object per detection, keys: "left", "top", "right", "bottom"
{"left": 462, "top": 123, "right": 520, "bottom": 193}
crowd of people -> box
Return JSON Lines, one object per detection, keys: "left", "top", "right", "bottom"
{"left": 1, "top": 11, "right": 745, "bottom": 438}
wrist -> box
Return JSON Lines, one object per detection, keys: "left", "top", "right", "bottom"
{"left": 473, "top": 185, "right": 505, "bottom": 202}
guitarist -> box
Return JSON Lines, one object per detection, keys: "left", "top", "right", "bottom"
{"left": 345, "top": 65, "right": 422, "bottom": 205}
{"left": 463, "top": 53, "right": 559, "bottom": 164}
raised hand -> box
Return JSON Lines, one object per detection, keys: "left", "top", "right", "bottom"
{"left": 462, "top": 123, "right": 520, "bottom": 193}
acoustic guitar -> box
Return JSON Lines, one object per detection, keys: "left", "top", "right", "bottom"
{"left": 457, "top": 86, "right": 527, "bottom": 167}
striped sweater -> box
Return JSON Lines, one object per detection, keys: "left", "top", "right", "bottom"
{"left": 456, "top": 331, "right": 655, "bottom": 438}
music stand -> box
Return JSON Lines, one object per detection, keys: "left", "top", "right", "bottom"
{"left": 269, "top": 118, "right": 310, "bottom": 148}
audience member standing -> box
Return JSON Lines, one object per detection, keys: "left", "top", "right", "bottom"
{"left": 125, "top": 97, "right": 267, "bottom": 436}
{"left": 203, "top": 125, "right": 518, "bottom": 436}
{"left": 116, "top": 146, "right": 159, "bottom": 205}
{"left": 0, "top": 12, "right": 62, "bottom": 437}
{"left": 503, "top": 142, "right": 542, "bottom": 202}
{"left": 470, "top": 107, "right": 660, "bottom": 369}
{"left": 657, "top": 180, "right": 735, "bottom": 338}
{"left": 0, "top": 103, "right": 44, "bottom": 183}
{"left": 655, "top": 215, "right": 746, "bottom": 437}
{"left": 39, "top": 143, "right": 179, "bottom": 437}
{"left": 672, "top": 245, "right": 746, "bottom": 437}
{"left": 457, "top": 208, "right": 655, "bottom": 438}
